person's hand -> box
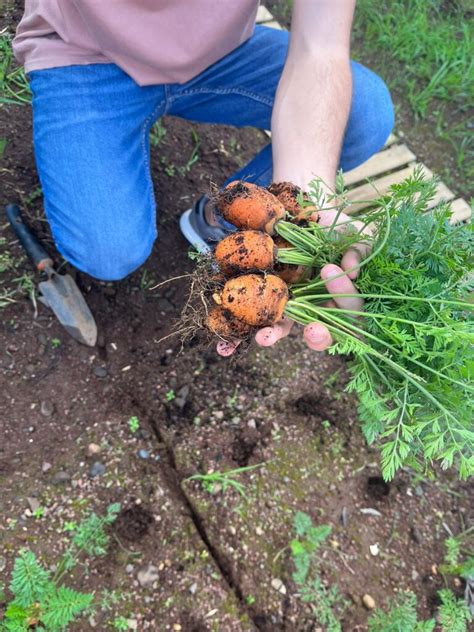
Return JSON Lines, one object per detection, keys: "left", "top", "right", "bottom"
{"left": 216, "top": 208, "right": 371, "bottom": 357}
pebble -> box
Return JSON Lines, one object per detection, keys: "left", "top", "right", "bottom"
{"left": 138, "top": 429, "right": 151, "bottom": 440}
{"left": 174, "top": 385, "right": 189, "bottom": 410}
{"left": 412, "top": 569, "right": 419, "bottom": 581}
{"left": 88, "top": 461, "right": 106, "bottom": 478}
{"left": 271, "top": 578, "right": 287, "bottom": 595}
{"left": 125, "top": 564, "right": 134, "bottom": 574}
{"left": 40, "top": 400, "right": 55, "bottom": 417}
{"left": 214, "top": 410, "right": 224, "bottom": 420}
{"left": 0, "top": 555, "right": 6, "bottom": 572}
{"left": 173, "top": 625, "right": 182, "bottom": 631}
{"left": 369, "top": 543, "right": 380, "bottom": 556}
{"left": 247, "top": 419, "right": 257, "bottom": 429}
{"left": 52, "top": 470, "right": 71, "bottom": 485}
{"left": 138, "top": 449, "right": 150, "bottom": 460}
{"left": 189, "top": 582, "right": 198, "bottom": 595}
{"left": 93, "top": 366, "right": 108, "bottom": 378}
{"left": 137, "top": 563, "right": 159, "bottom": 588}
{"left": 27, "top": 497, "right": 40, "bottom": 513}
{"left": 87, "top": 443, "right": 101, "bottom": 456}
{"left": 255, "top": 526, "right": 263, "bottom": 536}
{"left": 362, "top": 594, "right": 376, "bottom": 610}
{"left": 42, "top": 462, "right": 52, "bottom": 473}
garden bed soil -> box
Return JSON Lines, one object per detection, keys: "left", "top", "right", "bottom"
{"left": 1, "top": 5, "right": 473, "bottom": 630}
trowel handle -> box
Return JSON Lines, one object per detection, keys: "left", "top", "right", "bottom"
{"left": 6, "top": 204, "right": 54, "bottom": 271}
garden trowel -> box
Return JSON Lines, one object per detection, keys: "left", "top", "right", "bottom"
{"left": 6, "top": 204, "right": 97, "bottom": 346}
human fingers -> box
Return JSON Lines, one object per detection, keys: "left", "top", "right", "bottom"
{"left": 303, "top": 322, "right": 333, "bottom": 351}
{"left": 255, "top": 315, "right": 294, "bottom": 347}
{"left": 320, "top": 263, "right": 364, "bottom": 312}
{"left": 216, "top": 339, "right": 241, "bottom": 356}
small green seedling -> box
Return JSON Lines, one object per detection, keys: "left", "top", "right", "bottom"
{"left": 246, "top": 595, "right": 256, "bottom": 606}
{"left": 185, "top": 463, "right": 265, "bottom": 498}
{"left": 112, "top": 615, "right": 131, "bottom": 630}
{"left": 165, "top": 389, "right": 176, "bottom": 402}
{"left": 128, "top": 416, "right": 140, "bottom": 433}
{"left": 32, "top": 507, "right": 45, "bottom": 519}
{"left": 51, "top": 338, "right": 61, "bottom": 349}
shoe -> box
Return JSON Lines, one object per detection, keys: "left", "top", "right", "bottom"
{"left": 179, "top": 195, "right": 230, "bottom": 253}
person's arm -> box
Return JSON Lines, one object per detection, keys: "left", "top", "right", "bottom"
{"left": 216, "top": 0, "right": 362, "bottom": 358}
{"left": 271, "top": 0, "right": 355, "bottom": 195}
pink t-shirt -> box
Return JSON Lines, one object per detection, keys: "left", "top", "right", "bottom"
{"left": 13, "top": 0, "right": 259, "bottom": 86}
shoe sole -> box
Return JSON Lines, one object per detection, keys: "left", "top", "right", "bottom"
{"left": 179, "top": 208, "right": 212, "bottom": 254}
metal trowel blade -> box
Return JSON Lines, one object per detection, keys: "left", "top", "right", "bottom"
{"left": 38, "top": 272, "right": 97, "bottom": 346}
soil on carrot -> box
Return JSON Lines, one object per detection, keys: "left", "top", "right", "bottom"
{"left": 1, "top": 6, "right": 473, "bottom": 632}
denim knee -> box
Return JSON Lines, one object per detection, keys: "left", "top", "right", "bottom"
{"left": 341, "top": 62, "right": 395, "bottom": 172}
{"left": 55, "top": 230, "right": 156, "bottom": 282}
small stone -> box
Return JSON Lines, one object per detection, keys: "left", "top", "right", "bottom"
{"left": 128, "top": 620, "right": 138, "bottom": 631}
{"left": 138, "top": 429, "right": 151, "bottom": 440}
{"left": 255, "top": 526, "right": 263, "bottom": 536}
{"left": 27, "top": 497, "right": 40, "bottom": 513}
{"left": 247, "top": 419, "right": 257, "bottom": 429}
{"left": 125, "top": 564, "right": 134, "bottom": 574}
{"left": 28, "top": 426, "right": 35, "bottom": 433}
{"left": 42, "top": 462, "right": 52, "bottom": 473}
{"left": 271, "top": 578, "right": 287, "bottom": 595}
{"left": 88, "top": 461, "right": 106, "bottom": 478}
{"left": 214, "top": 410, "right": 224, "bottom": 420}
{"left": 173, "top": 625, "right": 182, "bottom": 631}
{"left": 362, "top": 594, "right": 376, "bottom": 610}
{"left": 93, "top": 366, "right": 108, "bottom": 378}
{"left": 52, "top": 470, "right": 71, "bottom": 485}
{"left": 40, "top": 400, "right": 55, "bottom": 417}
{"left": 174, "top": 385, "right": 189, "bottom": 410}
{"left": 369, "top": 543, "right": 380, "bottom": 556}
{"left": 189, "top": 582, "right": 198, "bottom": 595}
{"left": 415, "top": 485, "right": 424, "bottom": 496}
{"left": 87, "top": 443, "right": 101, "bottom": 456}
{"left": 137, "top": 563, "right": 159, "bottom": 588}
{"left": 138, "top": 449, "right": 150, "bottom": 460}
{"left": 431, "top": 564, "right": 438, "bottom": 575}
{"left": 453, "top": 577, "right": 462, "bottom": 588}
{"left": 412, "top": 569, "right": 419, "bottom": 581}
{"left": 0, "top": 555, "right": 6, "bottom": 572}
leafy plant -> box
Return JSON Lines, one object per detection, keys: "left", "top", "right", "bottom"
{"left": 440, "top": 530, "right": 474, "bottom": 580}
{"left": 165, "top": 389, "right": 176, "bottom": 402}
{"left": 289, "top": 512, "right": 346, "bottom": 630}
{"left": 185, "top": 463, "right": 264, "bottom": 498}
{"left": 281, "top": 172, "right": 474, "bottom": 480}
{"left": 1, "top": 503, "right": 120, "bottom": 631}
{"left": 368, "top": 589, "right": 471, "bottom": 632}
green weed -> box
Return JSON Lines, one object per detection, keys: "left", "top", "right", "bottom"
{"left": 165, "top": 389, "right": 176, "bottom": 402}
{"left": 368, "top": 589, "right": 471, "bottom": 631}
{"left": 0, "top": 32, "right": 30, "bottom": 107}
{"left": 0, "top": 503, "right": 120, "bottom": 631}
{"left": 185, "top": 463, "right": 265, "bottom": 498}
{"left": 289, "top": 511, "right": 346, "bottom": 630}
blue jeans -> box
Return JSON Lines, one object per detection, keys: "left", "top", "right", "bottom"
{"left": 29, "top": 26, "right": 394, "bottom": 281}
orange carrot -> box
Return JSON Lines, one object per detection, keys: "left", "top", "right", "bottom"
{"left": 206, "top": 306, "right": 252, "bottom": 339}
{"left": 273, "top": 235, "right": 307, "bottom": 284}
{"left": 220, "top": 273, "right": 288, "bottom": 327}
{"left": 268, "top": 181, "right": 318, "bottom": 223}
{"left": 215, "top": 230, "right": 276, "bottom": 276}
{"left": 217, "top": 181, "right": 285, "bottom": 234}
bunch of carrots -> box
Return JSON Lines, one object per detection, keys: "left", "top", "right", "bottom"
{"left": 207, "top": 180, "right": 315, "bottom": 338}
{"left": 193, "top": 173, "right": 473, "bottom": 480}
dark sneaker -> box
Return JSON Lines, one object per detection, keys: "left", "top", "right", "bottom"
{"left": 179, "top": 195, "right": 231, "bottom": 253}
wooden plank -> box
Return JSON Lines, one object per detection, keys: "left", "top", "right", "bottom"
{"left": 256, "top": 5, "right": 274, "bottom": 23}
{"left": 346, "top": 162, "right": 456, "bottom": 214}
{"left": 385, "top": 133, "right": 398, "bottom": 147}
{"left": 265, "top": 20, "right": 283, "bottom": 30}
{"left": 344, "top": 144, "right": 416, "bottom": 186}
{"left": 448, "top": 198, "right": 472, "bottom": 224}
{"left": 345, "top": 164, "right": 416, "bottom": 214}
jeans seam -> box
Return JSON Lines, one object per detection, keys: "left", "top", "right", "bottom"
{"left": 140, "top": 97, "right": 166, "bottom": 239}
{"left": 169, "top": 87, "right": 274, "bottom": 109}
